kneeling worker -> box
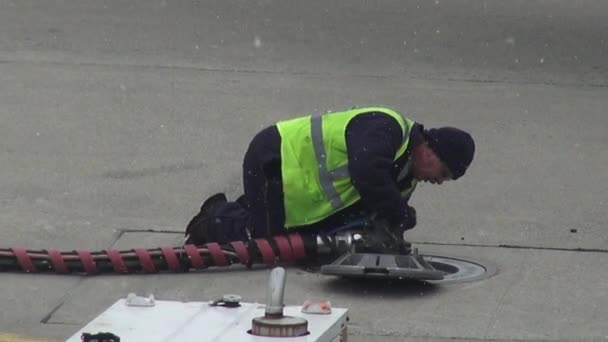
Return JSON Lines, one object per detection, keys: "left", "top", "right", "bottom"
{"left": 185, "top": 107, "right": 475, "bottom": 248}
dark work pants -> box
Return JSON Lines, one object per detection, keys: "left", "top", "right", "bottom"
{"left": 211, "top": 126, "right": 368, "bottom": 242}
{"left": 242, "top": 125, "right": 286, "bottom": 238}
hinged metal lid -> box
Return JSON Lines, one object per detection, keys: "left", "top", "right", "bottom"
{"left": 320, "top": 252, "right": 446, "bottom": 280}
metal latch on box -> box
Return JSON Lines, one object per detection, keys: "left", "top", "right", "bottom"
{"left": 125, "top": 293, "right": 155, "bottom": 307}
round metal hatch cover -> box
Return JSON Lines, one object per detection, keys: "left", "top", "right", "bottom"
{"left": 422, "top": 254, "right": 497, "bottom": 284}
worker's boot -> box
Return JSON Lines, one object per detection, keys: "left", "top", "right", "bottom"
{"left": 206, "top": 202, "right": 251, "bottom": 244}
{"left": 185, "top": 193, "right": 228, "bottom": 245}
{"left": 235, "top": 194, "right": 248, "bottom": 209}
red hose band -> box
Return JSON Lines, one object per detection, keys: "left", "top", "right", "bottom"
{"left": 205, "top": 243, "right": 228, "bottom": 266}
{"left": 77, "top": 250, "right": 98, "bottom": 274}
{"left": 273, "top": 236, "right": 293, "bottom": 262}
{"left": 134, "top": 248, "right": 156, "bottom": 273}
{"left": 254, "top": 239, "right": 276, "bottom": 265}
{"left": 287, "top": 233, "right": 306, "bottom": 260}
{"left": 184, "top": 244, "right": 205, "bottom": 269}
{"left": 230, "top": 241, "right": 250, "bottom": 265}
{"left": 5, "top": 232, "right": 308, "bottom": 274}
{"left": 105, "top": 249, "right": 128, "bottom": 273}
{"left": 47, "top": 248, "right": 68, "bottom": 274}
{"left": 161, "top": 247, "right": 182, "bottom": 272}
{"left": 13, "top": 247, "right": 36, "bottom": 273}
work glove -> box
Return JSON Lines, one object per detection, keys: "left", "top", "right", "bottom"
{"left": 386, "top": 206, "right": 416, "bottom": 254}
{"left": 354, "top": 217, "right": 412, "bottom": 255}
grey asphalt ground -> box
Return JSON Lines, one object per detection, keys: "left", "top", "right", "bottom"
{"left": 1, "top": 1, "right": 607, "bottom": 341}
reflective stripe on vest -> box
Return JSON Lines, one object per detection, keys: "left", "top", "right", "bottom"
{"left": 310, "top": 111, "right": 410, "bottom": 212}
{"left": 311, "top": 114, "right": 345, "bottom": 210}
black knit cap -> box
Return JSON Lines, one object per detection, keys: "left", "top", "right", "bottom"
{"left": 424, "top": 127, "right": 475, "bottom": 180}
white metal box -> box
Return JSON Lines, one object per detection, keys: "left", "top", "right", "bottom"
{"left": 66, "top": 297, "right": 349, "bottom": 342}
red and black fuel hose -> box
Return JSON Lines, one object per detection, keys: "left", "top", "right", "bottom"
{"left": 0, "top": 232, "right": 322, "bottom": 275}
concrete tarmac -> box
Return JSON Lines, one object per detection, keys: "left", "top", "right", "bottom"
{"left": 0, "top": 1, "right": 607, "bottom": 341}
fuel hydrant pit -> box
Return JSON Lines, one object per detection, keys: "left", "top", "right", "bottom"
{"left": 423, "top": 255, "right": 497, "bottom": 285}
{"left": 320, "top": 252, "right": 497, "bottom": 284}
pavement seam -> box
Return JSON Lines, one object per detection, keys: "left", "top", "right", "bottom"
{"left": 0, "top": 58, "right": 606, "bottom": 89}
{"left": 39, "top": 230, "right": 126, "bottom": 324}
{"left": 39, "top": 283, "right": 81, "bottom": 324}
{"left": 482, "top": 251, "right": 528, "bottom": 338}
{"left": 413, "top": 241, "right": 608, "bottom": 254}
{"left": 119, "top": 228, "right": 183, "bottom": 234}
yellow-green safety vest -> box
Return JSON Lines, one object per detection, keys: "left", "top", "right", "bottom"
{"left": 276, "top": 107, "right": 416, "bottom": 228}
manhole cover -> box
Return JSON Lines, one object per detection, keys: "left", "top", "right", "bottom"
{"left": 318, "top": 252, "right": 497, "bottom": 284}
{"left": 422, "top": 254, "right": 497, "bottom": 284}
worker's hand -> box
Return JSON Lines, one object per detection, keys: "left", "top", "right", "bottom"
{"left": 354, "top": 216, "right": 412, "bottom": 254}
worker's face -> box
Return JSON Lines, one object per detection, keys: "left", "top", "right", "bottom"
{"left": 413, "top": 145, "right": 452, "bottom": 185}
